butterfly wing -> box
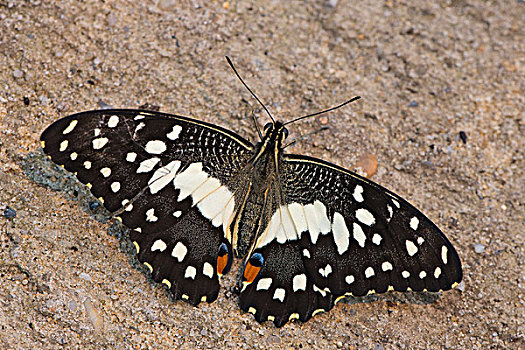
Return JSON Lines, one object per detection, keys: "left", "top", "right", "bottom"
{"left": 239, "top": 154, "right": 462, "bottom": 326}
{"left": 41, "top": 109, "right": 254, "bottom": 304}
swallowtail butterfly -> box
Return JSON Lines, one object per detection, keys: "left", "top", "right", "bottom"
{"left": 40, "top": 58, "right": 462, "bottom": 327}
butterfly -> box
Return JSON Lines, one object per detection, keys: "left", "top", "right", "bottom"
{"left": 40, "top": 58, "right": 462, "bottom": 327}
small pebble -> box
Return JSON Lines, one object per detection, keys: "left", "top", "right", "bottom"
{"left": 68, "top": 300, "right": 78, "bottom": 312}
{"left": 107, "top": 13, "right": 117, "bottom": 26}
{"left": 98, "top": 100, "right": 113, "bottom": 109}
{"left": 354, "top": 153, "right": 378, "bottom": 178}
{"left": 159, "top": 0, "right": 177, "bottom": 10}
{"left": 89, "top": 202, "right": 99, "bottom": 211}
{"left": 408, "top": 101, "right": 419, "bottom": 107}
{"left": 4, "top": 206, "right": 16, "bottom": 219}
{"left": 39, "top": 95, "right": 49, "bottom": 106}
{"left": 13, "top": 70, "right": 23, "bottom": 78}
{"left": 457, "top": 281, "right": 465, "bottom": 292}
{"left": 267, "top": 335, "right": 281, "bottom": 345}
{"left": 23, "top": 96, "right": 30, "bottom": 105}
{"left": 84, "top": 298, "right": 103, "bottom": 332}
{"left": 459, "top": 131, "right": 467, "bottom": 144}
{"left": 79, "top": 272, "right": 92, "bottom": 282}
{"left": 474, "top": 243, "right": 485, "bottom": 254}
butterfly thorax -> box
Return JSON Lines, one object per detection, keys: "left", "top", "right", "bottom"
{"left": 231, "top": 122, "right": 290, "bottom": 257}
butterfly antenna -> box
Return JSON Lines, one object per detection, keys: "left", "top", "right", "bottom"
{"left": 283, "top": 126, "right": 329, "bottom": 149}
{"left": 248, "top": 103, "right": 263, "bottom": 139}
{"left": 283, "top": 96, "right": 361, "bottom": 126}
{"left": 226, "top": 56, "right": 275, "bottom": 127}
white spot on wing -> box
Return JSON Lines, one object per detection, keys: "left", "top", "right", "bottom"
{"left": 345, "top": 275, "right": 355, "bottom": 284}
{"left": 92, "top": 137, "right": 108, "bottom": 149}
{"left": 402, "top": 271, "right": 410, "bottom": 278}
{"left": 288, "top": 202, "right": 308, "bottom": 234}
{"left": 100, "top": 167, "right": 111, "bottom": 177}
{"left": 134, "top": 122, "right": 145, "bottom": 133}
{"left": 62, "top": 120, "right": 78, "bottom": 134}
{"left": 419, "top": 271, "right": 427, "bottom": 279}
{"left": 258, "top": 203, "right": 305, "bottom": 248}
{"left": 197, "top": 185, "right": 234, "bottom": 226}
{"left": 381, "top": 261, "right": 393, "bottom": 271}
{"left": 353, "top": 184, "right": 364, "bottom": 202}
{"left": 292, "top": 274, "right": 307, "bottom": 292}
{"left": 319, "top": 264, "right": 333, "bottom": 278}
{"left": 332, "top": 212, "right": 350, "bottom": 254}
{"left": 392, "top": 198, "right": 400, "bottom": 208}
{"left": 313, "top": 284, "right": 330, "bottom": 297}
{"left": 304, "top": 201, "right": 331, "bottom": 244}
{"left": 434, "top": 267, "right": 442, "bottom": 278}
{"left": 167, "top": 125, "right": 182, "bottom": 140}
{"left": 94, "top": 128, "right": 101, "bottom": 137}
{"left": 137, "top": 157, "right": 160, "bottom": 173}
{"left": 172, "top": 242, "right": 187, "bottom": 262}
{"left": 70, "top": 152, "right": 78, "bottom": 160}
{"left": 365, "top": 267, "right": 375, "bottom": 278}
{"left": 203, "top": 262, "right": 214, "bottom": 278}
{"left": 406, "top": 240, "right": 418, "bottom": 256}
{"left": 110, "top": 182, "right": 120, "bottom": 193}
{"left": 59, "top": 140, "right": 68, "bottom": 152}
{"left": 148, "top": 160, "right": 181, "bottom": 194}
{"left": 417, "top": 236, "right": 425, "bottom": 245}
{"left": 353, "top": 223, "right": 366, "bottom": 248}
{"left": 121, "top": 199, "right": 133, "bottom": 212}
{"left": 387, "top": 205, "right": 393, "bottom": 220}
{"left": 185, "top": 266, "right": 197, "bottom": 279}
{"left": 126, "top": 152, "right": 137, "bottom": 162}
{"left": 410, "top": 217, "right": 419, "bottom": 230}
{"left": 83, "top": 161, "right": 91, "bottom": 169}
{"left": 372, "top": 233, "right": 382, "bottom": 245}
{"left": 151, "top": 239, "right": 167, "bottom": 252}
{"left": 356, "top": 208, "right": 375, "bottom": 226}
{"left": 273, "top": 288, "right": 286, "bottom": 302}
{"left": 442, "top": 246, "right": 448, "bottom": 264}
{"left": 256, "top": 278, "right": 272, "bottom": 291}
{"left": 146, "top": 208, "right": 158, "bottom": 222}
{"left": 108, "top": 115, "right": 119, "bottom": 128}
{"left": 173, "top": 162, "right": 208, "bottom": 201}
{"left": 145, "top": 140, "right": 167, "bottom": 154}
{"left": 172, "top": 162, "right": 235, "bottom": 235}
{"left": 173, "top": 210, "right": 182, "bottom": 218}
{"left": 303, "top": 249, "right": 311, "bottom": 258}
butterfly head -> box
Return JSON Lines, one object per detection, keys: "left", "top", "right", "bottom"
{"left": 263, "top": 121, "right": 289, "bottom": 148}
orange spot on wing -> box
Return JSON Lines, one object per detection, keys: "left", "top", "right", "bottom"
{"left": 217, "top": 254, "right": 229, "bottom": 276}
{"left": 243, "top": 262, "right": 261, "bottom": 283}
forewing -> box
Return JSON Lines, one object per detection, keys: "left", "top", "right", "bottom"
{"left": 41, "top": 109, "right": 253, "bottom": 304}
{"left": 239, "top": 154, "right": 462, "bottom": 326}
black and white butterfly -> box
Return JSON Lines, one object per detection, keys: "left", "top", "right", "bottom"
{"left": 40, "top": 60, "right": 462, "bottom": 327}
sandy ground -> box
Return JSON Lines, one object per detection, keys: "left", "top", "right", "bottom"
{"left": 0, "top": 1, "right": 523, "bottom": 349}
